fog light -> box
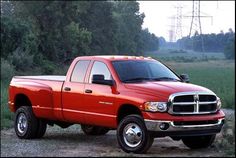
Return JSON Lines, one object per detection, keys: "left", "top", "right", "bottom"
{"left": 159, "top": 123, "right": 169, "bottom": 130}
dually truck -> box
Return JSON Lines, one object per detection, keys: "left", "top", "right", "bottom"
{"left": 8, "top": 56, "right": 225, "bottom": 153}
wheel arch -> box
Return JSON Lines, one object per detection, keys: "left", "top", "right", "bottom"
{"left": 117, "top": 104, "right": 143, "bottom": 124}
{"left": 14, "top": 93, "right": 32, "bottom": 111}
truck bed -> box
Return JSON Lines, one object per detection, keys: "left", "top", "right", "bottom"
{"left": 13, "top": 75, "right": 66, "bottom": 82}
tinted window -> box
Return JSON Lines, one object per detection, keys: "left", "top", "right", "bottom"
{"left": 71, "top": 60, "right": 90, "bottom": 82}
{"left": 112, "top": 60, "right": 180, "bottom": 83}
{"left": 89, "top": 61, "right": 112, "bottom": 83}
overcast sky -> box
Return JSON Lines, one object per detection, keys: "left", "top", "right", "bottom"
{"left": 138, "top": 1, "right": 235, "bottom": 42}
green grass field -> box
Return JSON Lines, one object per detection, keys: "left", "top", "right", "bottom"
{"left": 0, "top": 56, "right": 235, "bottom": 129}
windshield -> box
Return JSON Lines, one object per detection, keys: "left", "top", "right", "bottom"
{"left": 112, "top": 60, "right": 181, "bottom": 83}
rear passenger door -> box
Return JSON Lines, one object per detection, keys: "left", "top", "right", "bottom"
{"left": 62, "top": 60, "right": 90, "bottom": 123}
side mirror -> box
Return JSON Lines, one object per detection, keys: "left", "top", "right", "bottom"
{"left": 180, "top": 74, "right": 190, "bottom": 83}
{"left": 92, "top": 74, "right": 114, "bottom": 86}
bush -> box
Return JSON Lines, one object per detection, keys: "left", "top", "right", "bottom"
{"left": 41, "top": 60, "right": 56, "bottom": 75}
{"left": 8, "top": 47, "right": 34, "bottom": 71}
{"left": 224, "top": 38, "right": 235, "bottom": 59}
{"left": 1, "top": 58, "right": 15, "bottom": 80}
{"left": 169, "top": 49, "right": 188, "bottom": 54}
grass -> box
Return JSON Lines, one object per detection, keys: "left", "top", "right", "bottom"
{"left": 146, "top": 48, "right": 225, "bottom": 62}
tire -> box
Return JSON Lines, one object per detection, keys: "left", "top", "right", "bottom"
{"left": 81, "top": 124, "right": 109, "bottom": 135}
{"left": 117, "top": 114, "right": 154, "bottom": 154}
{"left": 36, "top": 119, "right": 47, "bottom": 138}
{"left": 14, "top": 106, "right": 38, "bottom": 139}
{"left": 182, "top": 134, "right": 216, "bottom": 149}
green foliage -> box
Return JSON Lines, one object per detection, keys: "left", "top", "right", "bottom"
{"left": 41, "top": 60, "right": 56, "bottom": 75}
{"left": 1, "top": 16, "right": 38, "bottom": 58}
{"left": 1, "top": 58, "right": 15, "bottom": 80}
{"left": 1, "top": 1, "right": 160, "bottom": 75}
{"left": 169, "top": 49, "right": 187, "bottom": 54}
{"left": 1, "top": 79, "right": 13, "bottom": 128}
{"left": 8, "top": 47, "right": 34, "bottom": 71}
{"left": 64, "top": 22, "right": 91, "bottom": 58}
{"left": 173, "top": 31, "right": 235, "bottom": 53}
{"left": 138, "top": 29, "right": 159, "bottom": 52}
{"left": 224, "top": 37, "right": 235, "bottom": 59}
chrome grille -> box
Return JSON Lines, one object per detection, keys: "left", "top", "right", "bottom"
{"left": 168, "top": 91, "right": 218, "bottom": 115}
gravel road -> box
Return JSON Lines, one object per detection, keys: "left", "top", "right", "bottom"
{"left": 1, "top": 109, "right": 234, "bottom": 157}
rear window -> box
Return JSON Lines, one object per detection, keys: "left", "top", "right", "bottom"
{"left": 71, "top": 60, "right": 90, "bottom": 82}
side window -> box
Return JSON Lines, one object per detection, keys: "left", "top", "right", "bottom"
{"left": 71, "top": 60, "right": 90, "bottom": 82}
{"left": 89, "top": 61, "right": 112, "bottom": 83}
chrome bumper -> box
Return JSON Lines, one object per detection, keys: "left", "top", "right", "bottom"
{"left": 144, "top": 119, "right": 224, "bottom": 132}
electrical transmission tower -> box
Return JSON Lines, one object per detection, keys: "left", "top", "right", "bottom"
{"left": 184, "top": 0, "right": 213, "bottom": 52}
{"left": 168, "top": 16, "right": 176, "bottom": 42}
{"left": 168, "top": 3, "right": 184, "bottom": 42}
{"left": 175, "top": 3, "right": 183, "bottom": 41}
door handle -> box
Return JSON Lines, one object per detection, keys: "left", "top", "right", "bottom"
{"left": 64, "top": 87, "right": 71, "bottom": 91}
{"left": 85, "top": 89, "right": 92, "bottom": 93}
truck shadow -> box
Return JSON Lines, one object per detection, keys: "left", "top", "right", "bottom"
{"left": 40, "top": 129, "right": 212, "bottom": 155}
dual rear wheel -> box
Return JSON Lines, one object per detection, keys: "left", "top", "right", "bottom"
{"left": 14, "top": 106, "right": 47, "bottom": 139}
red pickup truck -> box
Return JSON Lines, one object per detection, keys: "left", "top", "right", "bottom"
{"left": 8, "top": 56, "right": 225, "bottom": 153}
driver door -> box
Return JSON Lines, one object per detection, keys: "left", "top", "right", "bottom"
{"left": 83, "top": 61, "right": 117, "bottom": 127}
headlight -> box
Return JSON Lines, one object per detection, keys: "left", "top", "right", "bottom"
{"left": 216, "top": 97, "right": 222, "bottom": 110}
{"left": 144, "top": 102, "right": 168, "bottom": 112}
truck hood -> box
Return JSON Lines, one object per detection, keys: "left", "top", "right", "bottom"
{"left": 124, "top": 81, "right": 214, "bottom": 98}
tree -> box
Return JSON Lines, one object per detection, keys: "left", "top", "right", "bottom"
{"left": 112, "top": 1, "right": 145, "bottom": 55}
{"left": 1, "top": 1, "right": 160, "bottom": 74}
{"left": 224, "top": 37, "right": 235, "bottom": 59}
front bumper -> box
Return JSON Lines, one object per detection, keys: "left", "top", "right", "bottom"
{"left": 144, "top": 118, "right": 224, "bottom": 137}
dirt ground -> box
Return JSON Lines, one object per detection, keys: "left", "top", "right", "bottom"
{"left": 1, "top": 109, "right": 234, "bottom": 157}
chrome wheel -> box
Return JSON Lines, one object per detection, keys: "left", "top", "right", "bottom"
{"left": 123, "top": 123, "right": 143, "bottom": 147}
{"left": 17, "top": 113, "right": 28, "bottom": 134}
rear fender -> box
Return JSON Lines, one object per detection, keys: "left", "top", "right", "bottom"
{"left": 10, "top": 81, "right": 54, "bottom": 119}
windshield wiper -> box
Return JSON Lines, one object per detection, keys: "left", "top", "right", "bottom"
{"left": 123, "top": 77, "right": 152, "bottom": 83}
{"left": 152, "top": 77, "right": 180, "bottom": 81}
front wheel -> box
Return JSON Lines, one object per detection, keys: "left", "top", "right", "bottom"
{"left": 182, "top": 134, "right": 216, "bottom": 149}
{"left": 117, "top": 115, "right": 154, "bottom": 154}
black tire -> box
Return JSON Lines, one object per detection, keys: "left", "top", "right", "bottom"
{"left": 36, "top": 119, "right": 47, "bottom": 138}
{"left": 182, "top": 134, "right": 216, "bottom": 149}
{"left": 81, "top": 124, "right": 109, "bottom": 135}
{"left": 14, "top": 106, "right": 38, "bottom": 139}
{"left": 117, "top": 114, "right": 154, "bottom": 154}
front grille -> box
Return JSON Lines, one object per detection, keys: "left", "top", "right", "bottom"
{"left": 173, "top": 104, "right": 194, "bottom": 112}
{"left": 168, "top": 92, "right": 218, "bottom": 115}
{"left": 173, "top": 95, "right": 193, "bottom": 102}
{"left": 199, "top": 95, "right": 216, "bottom": 102}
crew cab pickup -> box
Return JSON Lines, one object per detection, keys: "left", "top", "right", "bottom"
{"left": 8, "top": 56, "right": 225, "bottom": 153}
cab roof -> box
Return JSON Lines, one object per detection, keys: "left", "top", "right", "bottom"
{"left": 75, "top": 55, "right": 154, "bottom": 61}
